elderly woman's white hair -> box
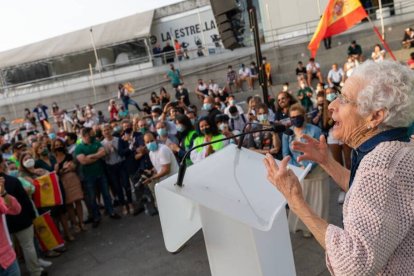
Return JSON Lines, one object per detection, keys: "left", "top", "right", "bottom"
{"left": 352, "top": 60, "right": 414, "bottom": 129}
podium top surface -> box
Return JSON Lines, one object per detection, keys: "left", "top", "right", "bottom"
{"left": 157, "top": 144, "right": 310, "bottom": 231}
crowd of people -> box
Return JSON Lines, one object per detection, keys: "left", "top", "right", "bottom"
{"left": 1, "top": 28, "right": 414, "bottom": 275}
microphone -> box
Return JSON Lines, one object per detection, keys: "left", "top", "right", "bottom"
{"left": 237, "top": 121, "right": 291, "bottom": 149}
{"left": 176, "top": 124, "right": 289, "bottom": 187}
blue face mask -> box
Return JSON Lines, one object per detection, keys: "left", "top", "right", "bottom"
{"left": 146, "top": 141, "right": 158, "bottom": 152}
{"left": 326, "top": 93, "right": 337, "bottom": 102}
{"left": 190, "top": 119, "right": 196, "bottom": 126}
{"left": 203, "top": 103, "right": 212, "bottom": 111}
{"left": 176, "top": 124, "right": 185, "bottom": 132}
{"left": 48, "top": 133, "right": 56, "bottom": 140}
{"left": 8, "top": 170, "right": 19, "bottom": 178}
{"left": 257, "top": 114, "right": 268, "bottom": 122}
{"left": 157, "top": 128, "right": 167, "bottom": 137}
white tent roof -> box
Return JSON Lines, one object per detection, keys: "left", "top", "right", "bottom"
{"left": 0, "top": 10, "right": 154, "bottom": 69}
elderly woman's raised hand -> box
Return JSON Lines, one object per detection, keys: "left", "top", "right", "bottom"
{"left": 291, "top": 134, "right": 329, "bottom": 165}
{"left": 263, "top": 154, "right": 304, "bottom": 208}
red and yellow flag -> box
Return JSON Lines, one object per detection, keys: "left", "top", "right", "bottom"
{"left": 33, "top": 212, "right": 65, "bottom": 251}
{"left": 124, "top": 82, "right": 135, "bottom": 94}
{"left": 308, "top": 0, "right": 368, "bottom": 57}
{"left": 32, "top": 172, "right": 63, "bottom": 208}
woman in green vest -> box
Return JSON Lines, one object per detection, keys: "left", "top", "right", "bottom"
{"left": 190, "top": 116, "right": 227, "bottom": 164}
{"left": 169, "top": 114, "right": 198, "bottom": 165}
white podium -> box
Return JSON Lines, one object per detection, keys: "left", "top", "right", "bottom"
{"left": 155, "top": 145, "right": 311, "bottom": 276}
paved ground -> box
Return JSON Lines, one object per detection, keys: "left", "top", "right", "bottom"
{"left": 26, "top": 178, "right": 342, "bottom": 276}
{"left": 16, "top": 89, "right": 342, "bottom": 276}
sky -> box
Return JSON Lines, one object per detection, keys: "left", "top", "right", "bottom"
{"left": 0, "top": 0, "right": 184, "bottom": 52}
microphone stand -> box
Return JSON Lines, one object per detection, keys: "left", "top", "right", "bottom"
{"left": 176, "top": 124, "right": 287, "bottom": 187}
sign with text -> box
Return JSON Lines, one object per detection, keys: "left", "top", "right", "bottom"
{"left": 150, "top": 6, "right": 221, "bottom": 50}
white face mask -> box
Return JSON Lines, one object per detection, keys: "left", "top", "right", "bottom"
{"left": 23, "top": 158, "right": 35, "bottom": 168}
{"left": 282, "top": 86, "right": 288, "bottom": 91}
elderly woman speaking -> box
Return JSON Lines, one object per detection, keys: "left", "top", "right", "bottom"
{"left": 264, "top": 60, "right": 414, "bottom": 275}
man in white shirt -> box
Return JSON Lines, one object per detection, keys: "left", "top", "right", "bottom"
{"left": 208, "top": 79, "right": 219, "bottom": 95}
{"left": 306, "top": 58, "right": 323, "bottom": 86}
{"left": 143, "top": 132, "right": 179, "bottom": 203}
{"left": 327, "top": 63, "right": 345, "bottom": 89}
{"left": 238, "top": 64, "right": 252, "bottom": 91}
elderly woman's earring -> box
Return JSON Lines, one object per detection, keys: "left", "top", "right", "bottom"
{"left": 367, "top": 125, "right": 372, "bottom": 130}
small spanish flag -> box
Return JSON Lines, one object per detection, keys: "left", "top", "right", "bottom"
{"left": 33, "top": 212, "right": 65, "bottom": 251}
{"left": 308, "top": 0, "right": 368, "bottom": 57}
{"left": 124, "top": 82, "right": 135, "bottom": 94}
{"left": 43, "top": 120, "right": 52, "bottom": 131}
{"left": 32, "top": 172, "right": 63, "bottom": 208}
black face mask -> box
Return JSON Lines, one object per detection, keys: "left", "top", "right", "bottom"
{"left": 201, "top": 127, "right": 211, "bottom": 135}
{"left": 291, "top": 115, "right": 305, "bottom": 128}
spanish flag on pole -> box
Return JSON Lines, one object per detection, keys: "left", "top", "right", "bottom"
{"left": 308, "top": 0, "right": 368, "bottom": 57}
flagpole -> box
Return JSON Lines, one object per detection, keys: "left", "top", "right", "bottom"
{"left": 366, "top": 16, "right": 396, "bottom": 61}
{"left": 378, "top": 0, "right": 385, "bottom": 39}
{"left": 316, "top": 0, "right": 321, "bottom": 16}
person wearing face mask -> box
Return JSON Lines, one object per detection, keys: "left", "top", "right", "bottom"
{"left": 296, "top": 61, "right": 307, "bottom": 86}
{"left": 202, "top": 96, "right": 222, "bottom": 124}
{"left": 75, "top": 128, "right": 121, "bottom": 228}
{"left": 296, "top": 80, "right": 314, "bottom": 112}
{"left": 280, "top": 82, "right": 293, "bottom": 95}
{"left": 186, "top": 111, "right": 197, "bottom": 126}
{"left": 155, "top": 121, "right": 177, "bottom": 146}
{"left": 195, "top": 79, "right": 209, "bottom": 101}
{"left": 281, "top": 103, "right": 329, "bottom": 237}
{"left": 169, "top": 114, "right": 197, "bottom": 165}
{"left": 52, "top": 139, "right": 85, "bottom": 233}
{"left": 215, "top": 115, "right": 239, "bottom": 144}
{"left": 2, "top": 153, "right": 50, "bottom": 276}
{"left": 8, "top": 142, "right": 26, "bottom": 169}
{"left": 19, "top": 151, "right": 58, "bottom": 266}
{"left": 343, "top": 55, "right": 359, "bottom": 81}
{"left": 310, "top": 92, "right": 328, "bottom": 130}
{"left": 0, "top": 157, "right": 22, "bottom": 276}
{"left": 208, "top": 79, "right": 219, "bottom": 95}
{"left": 33, "top": 142, "right": 74, "bottom": 242}
{"left": 151, "top": 107, "right": 178, "bottom": 138}
{"left": 143, "top": 132, "right": 179, "bottom": 204}
{"left": 227, "top": 106, "right": 246, "bottom": 132}
{"left": 247, "top": 104, "right": 281, "bottom": 156}
{"left": 249, "top": 62, "right": 259, "bottom": 89}
{"left": 263, "top": 57, "right": 272, "bottom": 86}
{"left": 224, "top": 95, "right": 244, "bottom": 117}
{"left": 175, "top": 85, "right": 190, "bottom": 106}
{"left": 226, "top": 65, "right": 240, "bottom": 93}
{"left": 190, "top": 117, "right": 227, "bottom": 164}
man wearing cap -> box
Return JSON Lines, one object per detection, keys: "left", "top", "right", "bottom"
{"left": 8, "top": 142, "right": 26, "bottom": 169}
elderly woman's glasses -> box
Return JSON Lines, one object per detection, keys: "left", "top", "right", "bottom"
{"left": 334, "top": 90, "right": 357, "bottom": 106}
